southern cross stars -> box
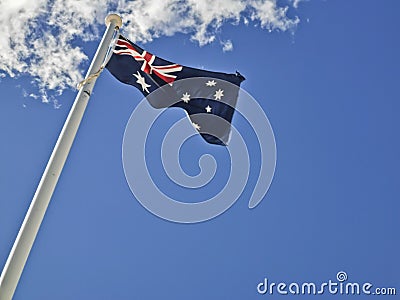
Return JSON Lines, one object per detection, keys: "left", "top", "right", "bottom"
{"left": 181, "top": 92, "right": 191, "bottom": 103}
{"left": 214, "top": 89, "right": 224, "bottom": 100}
{"left": 180, "top": 79, "right": 225, "bottom": 131}
{"left": 133, "top": 71, "right": 150, "bottom": 93}
{"left": 206, "top": 80, "right": 217, "bottom": 87}
{"left": 192, "top": 122, "right": 201, "bottom": 131}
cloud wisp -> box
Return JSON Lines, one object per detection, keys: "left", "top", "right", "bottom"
{"left": 0, "top": 0, "right": 299, "bottom": 105}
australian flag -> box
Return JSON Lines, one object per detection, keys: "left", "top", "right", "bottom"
{"left": 106, "top": 35, "right": 245, "bottom": 145}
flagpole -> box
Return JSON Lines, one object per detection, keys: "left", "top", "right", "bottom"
{"left": 0, "top": 14, "right": 122, "bottom": 300}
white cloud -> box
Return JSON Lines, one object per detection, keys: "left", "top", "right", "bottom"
{"left": 293, "top": 0, "right": 308, "bottom": 9}
{"left": 0, "top": 0, "right": 109, "bottom": 102}
{"left": 29, "top": 93, "right": 39, "bottom": 100}
{"left": 250, "top": 0, "right": 299, "bottom": 31}
{"left": 221, "top": 40, "right": 234, "bottom": 52}
{"left": 0, "top": 0, "right": 300, "bottom": 104}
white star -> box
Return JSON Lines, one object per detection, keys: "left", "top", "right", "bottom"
{"left": 181, "top": 92, "right": 191, "bottom": 103}
{"left": 192, "top": 122, "right": 201, "bottom": 131}
{"left": 214, "top": 89, "right": 224, "bottom": 100}
{"left": 205, "top": 105, "right": 212, "bottom": 113}
{"left": 206, "top": 80, "right": 217, "bottom": 87}
{"left": 133, "top": 71, "right": 151, "bottom": 93}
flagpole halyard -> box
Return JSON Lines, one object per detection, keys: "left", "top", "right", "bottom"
{"left": 0, "top": 14, "right": 122, "bottom": 300}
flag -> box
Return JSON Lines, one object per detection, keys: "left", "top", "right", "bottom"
{"left": 106, "top": 35, "right": 245, "bottom": 145}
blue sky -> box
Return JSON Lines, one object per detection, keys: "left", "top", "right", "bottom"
{"left": 1, "top": 0, "right": 399, "bottom": 299}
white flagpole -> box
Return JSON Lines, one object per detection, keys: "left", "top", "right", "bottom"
{"left": 0, "top": 14, "right": 122, "bottom": 300}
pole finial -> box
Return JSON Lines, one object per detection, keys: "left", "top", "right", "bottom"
{"left": 105, "top": 14, "right": 122, "bottom": 29}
